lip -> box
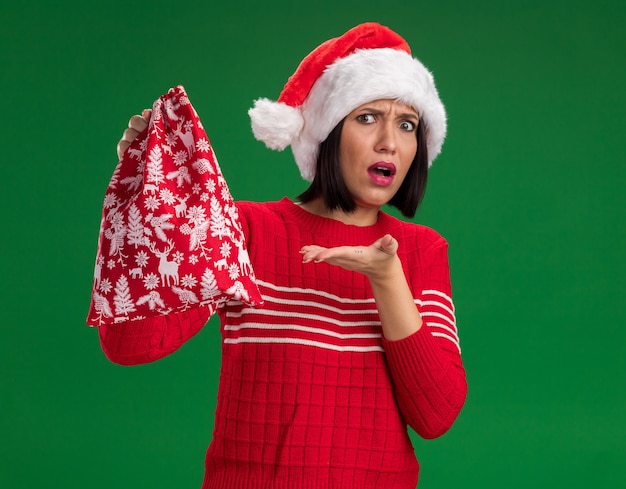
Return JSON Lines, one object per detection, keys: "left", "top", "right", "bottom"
{"left": 367, "top": 162, "right": 397, "bottom": 186}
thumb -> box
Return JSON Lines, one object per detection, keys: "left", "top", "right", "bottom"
{"left": 378, "top": 234, "right": 398, "bottom": 255}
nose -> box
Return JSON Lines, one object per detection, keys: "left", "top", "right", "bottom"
{"left": 374, "top": 121, "right": 397, "bottom": 154}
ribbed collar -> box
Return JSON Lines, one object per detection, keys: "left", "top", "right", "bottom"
{"left": 272, "top": 197, "right": 400, "bottom": 244}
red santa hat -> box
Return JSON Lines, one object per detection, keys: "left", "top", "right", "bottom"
{"left": 248, "top": 22, "right": 447, "bottom": 182}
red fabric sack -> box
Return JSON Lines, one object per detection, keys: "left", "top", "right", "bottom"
{"left": 87, "top": 85, "right": 263, "bottom": 327}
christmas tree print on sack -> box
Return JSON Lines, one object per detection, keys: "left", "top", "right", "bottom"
{"left": 87, "top": 85, "right": 263, "bottom": 327}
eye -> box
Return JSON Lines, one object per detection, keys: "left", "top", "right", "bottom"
{"left": 399, "top": 120, "right": 416, "bottom": 132}
{"left": 356, "top": 114, "right": 376, "bottom": 124}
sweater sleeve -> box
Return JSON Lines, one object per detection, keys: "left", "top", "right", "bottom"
{"left": 98, "top": 305, "right": 212, "bottom": 366}
{"left": 98, "top": 203, "right": 255, "bottom": 366}
{"left": 382, "top": 237, "right": 467, "bottom": 439}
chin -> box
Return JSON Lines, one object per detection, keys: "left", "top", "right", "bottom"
{"left": 354, "top": 197, "right": 389, "bottom": 210}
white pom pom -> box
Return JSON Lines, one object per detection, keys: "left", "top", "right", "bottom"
{"left": 248, "top": 98, "right": 304, "bottom": 150}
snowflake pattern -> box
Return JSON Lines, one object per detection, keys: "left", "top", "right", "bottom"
{"left": 144, "top": 196, "right": 160, "bottom": 211}
{"left": 103, "top": 193, "right": 118, "bottom": 209}
{"left": 196, "top": 138, "right": 210, "bottom": 152}
{"left": 160, "top": 188, "right": 176, "bottom": 205}
{"left": 181, "top": 273, "right": 198, "bottom": 288}
{"left": 165, "top": 133, "right": 178, "bottom": 147}
{"left": 205, "top": 180, "right": 216, "bottom": 193}
{"left": 173, "top": 150, "right": 187, "bottom": 166}
{"left": 135, "top": 251, "right": 149, "bottom": 267}
{"left": 110, "top": 212, "right": 124, "bottom": 229}
{"left": 220, "top": 242, "right": 232, "bottom": 258}
{"left": 228, "top": 263, "right": 240, "bottom": 280}
{"left": 87, "top": 85, "right": 261, "bottom": 327}
{"left": 186, "top": 205, "right": 206, "bottom": 226}
{"left": 99, "top": 278, "right": 113, "bottom": 294}
{"left": 143, "top": 273, "right": 159, "bottom": 290}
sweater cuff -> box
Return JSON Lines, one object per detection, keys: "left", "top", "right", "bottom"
{"left": 382, "top": 325, "right": 460, "bottom": 399}
{"left": 99, "top": 305, "right": 213, "bottom": 365}
{"left": 382, "top": 325, "right": 443, "bottom": 375}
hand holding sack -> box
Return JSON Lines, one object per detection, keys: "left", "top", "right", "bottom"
{"left": 87, "top": 85, "right": 263, "bottom": 328}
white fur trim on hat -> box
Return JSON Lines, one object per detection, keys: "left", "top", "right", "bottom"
{"left": 249, "top": 98, "right": 304, "bottom": 151}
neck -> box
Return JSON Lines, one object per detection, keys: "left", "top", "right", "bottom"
{"left": 298, "top": 197, "right": 379, "bottom": 227}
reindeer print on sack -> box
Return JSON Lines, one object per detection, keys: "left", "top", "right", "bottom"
{"left": 149, "top": 240, "right": 180, "bottom": 287}
{"left": 173, "top": 120, "right": 196, "bottom": 158}
{"left": 87, "top": 85, "right": 263, "bottom": 327}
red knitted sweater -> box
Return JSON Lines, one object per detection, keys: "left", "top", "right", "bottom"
{"left": 99, "top": 198, "right": 467, "bottom": 489}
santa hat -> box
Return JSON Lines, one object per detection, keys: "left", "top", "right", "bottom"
{"left": 249, "top": 22, "right": 447, "bottom": 182}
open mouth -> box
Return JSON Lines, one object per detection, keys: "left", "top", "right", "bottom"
{"left": 368, "top": 162, "right": 397, "bottom": 178}
{"left": 372, "top": 166, "right": 394, "bottom": 177}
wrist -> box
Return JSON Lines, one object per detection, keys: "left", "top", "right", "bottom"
{"left": 367, "top": 255, "right": 404, "bottom": 287}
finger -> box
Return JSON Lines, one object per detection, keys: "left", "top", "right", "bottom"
{"left": 128, "top": 114, "right": 149, "bottom": 132}
{"left": 141, "top": 108, "right": 152, "bottom": 123}
{"left": 302, "top": 245, "right": 346, "bottom": 264}
{"left": 300, "top": 245, "right": 325, "bottom": 253}
{"left": 123, "top": 127, "right": 141, "bottom": 141}
{"left": 302, "top": 253, "right": 322, "bottom": 264}
{"left": 301, "top": 248, "right": 325, "bottom": 263}
{"left": 117, "top": 128, "right": 141, "bottom": 159}
{"left": 373, "top": 234, "right": 398, "bottom": 255}
{"left": 117, "top": 139, "right": 130, "bottom": 159}
{"left": 307, "top": 246, "right": 362, "bottom": 265}
{"left": 300, "top": 245, "right": 325, "bottom": 260}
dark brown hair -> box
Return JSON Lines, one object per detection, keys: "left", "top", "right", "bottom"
{"left": 297, "top": 118, "right": 429, "bottom": 218}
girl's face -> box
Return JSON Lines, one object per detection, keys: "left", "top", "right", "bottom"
{"left": 339, "top": 99, "right": 419, "bottom": 214}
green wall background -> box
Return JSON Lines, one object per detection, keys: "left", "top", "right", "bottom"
{"left": 1, "top": 1, "right": 624, "bottom": 487}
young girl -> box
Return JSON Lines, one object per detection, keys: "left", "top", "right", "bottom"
{"left": 103, "top": 22, "right": 467, "bottom": 489}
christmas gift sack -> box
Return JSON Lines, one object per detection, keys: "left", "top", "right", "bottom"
{"left": 87, "top": 85, "right": 263, "bottom": 327}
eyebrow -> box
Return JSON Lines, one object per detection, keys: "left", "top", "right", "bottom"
{"left": 358, "top": 107, "right": 419, "bottom": 121}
